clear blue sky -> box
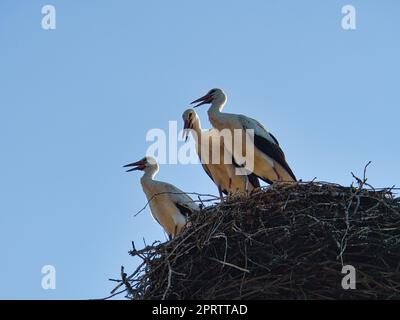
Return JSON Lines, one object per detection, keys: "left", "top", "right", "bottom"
{"left": 0, "top": 0, "right": 399, "bottom": 299}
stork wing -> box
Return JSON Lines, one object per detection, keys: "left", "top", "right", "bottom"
{"left": 239, "top": 115, "right": 297, "bottom": 182}
{"left": 163, "top": 183, "right": 200, "bottom": 215}
{"left": 248, "top": 172, "right": 262, "bottom": 188}
{"left": 269, "top": 132, "right": 280, "bottom": 146}
{"left": 175, "top": 202, "right": 197, "bottom": 217}
{"left": 201, "top": 163, "right": 214, "bottom": 183}
{"left": 197, "top": 132, "right": 229, "bottom": 195}
{"left": 231, "top": 155, "right": 263, "bottom": 187}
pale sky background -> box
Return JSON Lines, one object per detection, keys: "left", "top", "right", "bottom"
{"left": 0, "top": 1, "right": 399, "bottom": 299}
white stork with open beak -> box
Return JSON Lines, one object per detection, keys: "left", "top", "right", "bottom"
{"left": 190, "top": 88, "right": 297, "bottom": 184}
{"left": 182, "top": 108, "right": 260, "bottom": 200}
{"left": 124, "top": 156, "right": 199, "bottom": 239}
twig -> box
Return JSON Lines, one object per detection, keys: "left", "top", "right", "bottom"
{"left": 208, "top": 257, "right": 250, "bottom": 273}
{"left": 162, "top": 261, "right": 173, "bottom": 300}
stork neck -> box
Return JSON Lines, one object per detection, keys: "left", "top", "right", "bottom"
{"left": 208, "top": 94, "right": 227, "bottom": 116}
{"left": 141, "top": 167, "right": 158, "bottom": 182}
{"left": 189, "top": 120, "right": 206, "bottom": 149}
{"left": 209, "top": 98, "right": 226, "bottom": 114}
{"left": 191, "top": 118, "right": 202, "bottom": 138}
{"left": 207, "top": 101, "right": 226, "bottom": 129}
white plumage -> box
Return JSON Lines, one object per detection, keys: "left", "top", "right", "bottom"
{"left": 191, "top": 88, "right": 297, "bottom": 184}
{"left": 124, "top": 157, "right": 199, "bottom": 239}
{"left": 182, "top": 108, "right": 259, "bottom": 200}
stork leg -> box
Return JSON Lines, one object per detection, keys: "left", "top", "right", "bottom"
{"left": 273, "top": 167, "right": 282, "bottom": 183}
{"left": 245, "top": 178, "right": 249, "bottom": 195}
{"left": 228, "top": 177, "right": 233, "bottom": 198}
{"left": 218, "top": 186, "right": 224, "bottom": 202}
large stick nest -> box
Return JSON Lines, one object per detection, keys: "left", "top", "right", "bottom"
{"left": 114, "top": 180, "right": 400, "bottom": 300}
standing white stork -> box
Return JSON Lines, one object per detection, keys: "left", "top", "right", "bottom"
{"left": 124, "top": 156, "right": 199, "bottom": 239}
{"left": 190, "top": 88, "right": 297, "bottom": 184}
{"left": 182, "top": 108, "right": 260, "bottom": 200}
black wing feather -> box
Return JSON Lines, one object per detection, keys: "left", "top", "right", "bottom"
{"left": 175, "top": 203, "right": 196, "bottom": 217}
{"left": 248, "top": 173, "right": 262, "bottom": 188}
{"left": 232, "top": 156, "right": 264, "bottom": 187}
{"left": 253, "top": 134, "right": 297, "bottom": 182}
{"left": 269, "top": 132, "right": 280, "bottom": 145}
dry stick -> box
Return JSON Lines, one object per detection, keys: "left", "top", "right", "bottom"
{"left": 124, "top": 221, "right": 212, "bottom": 293}
{"left": 110, "top": 261, "right": 146, "bottom": 294}
{"left": 101, "top": 288, "right": 128, "bottom": 300}
{"left": 363, "top": 161, "right": 372, "bottom": 182}
{"left": 112, "top": 180, "right": 400, "bottom": 299}
{"left": 120, "top": 266, "right": 134, "bottom": 297}
{"left": 162, "top": 261, "right": 173, "bottom": 300}
{"left": 240, "top": 243, "right": 249, "bottom": 298}
{"left": 339, "top": 164, "right": 372, "bottom": 265}
{"left": 208, "top": 257, "right": 250, "bottom": 273}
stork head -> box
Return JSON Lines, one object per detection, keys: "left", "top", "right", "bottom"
{"left": 182, "top": 108, "right": 199, "bottom": 142}
{"left": 123, "top": 156, "right": 159, "bottom": 174}
{"left": 191, "top": 88, "right": 226, "bottom": 108}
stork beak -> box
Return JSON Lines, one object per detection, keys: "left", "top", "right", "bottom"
{"left": 123, "top": 160, "right": 146, "bottom": 172}
{"left": 182, "top": 119, "right": 192, "bottom": 142}
{"left": 191, "top": 93, "right": 213, "bottom": 108}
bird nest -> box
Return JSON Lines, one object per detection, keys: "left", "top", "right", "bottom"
{"left": 110, "top": 177, "right": 400, "bottom": 300}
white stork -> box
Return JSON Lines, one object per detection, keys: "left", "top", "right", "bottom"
{"left": 124, "top": 156, "right": 199, "bottom": 239}
{"left": 182, "top": 108, "right": 260, "bottom": 200}
{"left": 190, "top": 88, "right": 297, "bottom": 184}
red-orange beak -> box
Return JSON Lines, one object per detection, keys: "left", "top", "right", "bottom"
{"left": 123, "top": 159, "right": 146, "bottom": 172}
{"left": 191, "top": 93, "right": 213, "bottom": 108}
